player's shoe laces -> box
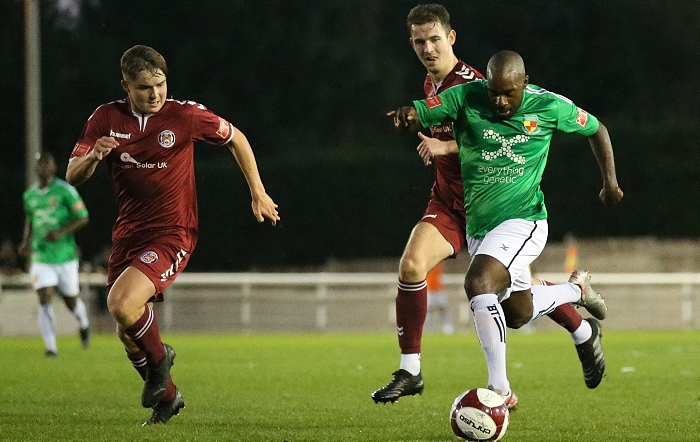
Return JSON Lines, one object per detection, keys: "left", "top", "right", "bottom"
{"left": 576, "top": 318, "right": 606, "bottom": 389}
{"left": 488, "top": 385, "right": 518, "bottom": 411}
{"left": 79, "top": 327, "right": 90, "bottom": 349}
{"left": 141, "top": 343, "right": 176, "bottom": 408}
{"left": 569, "top": 269, "right": 607, "bottom": 320}
{"left": 371, "top": 369, "right": 424, "bottom": 403}
{"left": 142, "top": 390, "right": 185, "bottom": 426}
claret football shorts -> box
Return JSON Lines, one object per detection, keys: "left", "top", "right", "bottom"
{"left": 108, "top": 237, "right": 191, "bottom": 303}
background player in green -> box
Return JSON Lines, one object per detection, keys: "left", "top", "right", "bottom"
{"left": 19, "top": 152, "right": 91, "bottom": 357}
{"left": 392, "top": 50, "right": 623, "bottom": 402}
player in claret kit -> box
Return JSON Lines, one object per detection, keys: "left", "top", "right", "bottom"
{"left": 66, "top": 45, "right": 280, "bottom": 425}
{"left": 389, "top": 49, "right": 623, "bottom": 406}
{"left": 372, "top": 4, "right": 612, "bottom": 407}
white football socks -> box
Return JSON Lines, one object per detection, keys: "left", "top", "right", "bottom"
{"left": 470, "top": 294, "right": 509, "bottom": 395}
{"left": 529, "top": 283, "right": 581, "bottom": 322}
{"left": 70, "top": 297, "right": 90, "bottom": 329}
{"left": 570, "top": 319, "right": 593, "bottom": 345}
{"left": 38, "top": 304, "right": 57, "bottom": 353}
{"left": 400, "top": 353, "right": 421, "bottom": 376}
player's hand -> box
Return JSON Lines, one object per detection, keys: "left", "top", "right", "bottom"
{"left": 252, "top": 193, "right": 280, "bottom": 226}
{"left": 44, "top": 229, "right": 62, "bottom": 242}
{"left": 599, "top": 184, "right": 623, "bottom": 206}
{"left": 387, "top": 106, "right": 420, "bottom": 132}
{"left": 416, "top": 133, "right": 456, "bottom": 165}
{"left": 90, "top": 136, "right": 119, "bottom": 161}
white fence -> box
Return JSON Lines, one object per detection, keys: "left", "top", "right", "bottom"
{"left": 1, "top": 272, "right": 699, "bottom": 335}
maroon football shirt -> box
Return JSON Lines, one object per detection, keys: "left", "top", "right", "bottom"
{"left": 423, "top": 60, "right": 483, "bottom": 210}
{"left": 71, "top": 98, "right": 234, "bottom": 250}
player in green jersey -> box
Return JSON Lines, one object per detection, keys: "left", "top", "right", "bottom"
{"left": 19, "top": 152, "right": 91, "bottom": 357}
{"left": 392, "top": 50, "right": 623, "bottom": 403}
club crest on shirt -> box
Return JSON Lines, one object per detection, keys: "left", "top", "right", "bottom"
{"left": 575, "top": 107, "right": 589, "bottom": 127}
{"left": 158, "top": 130, "right": 176, "bottom": 148}
{"left": 522, "top": 115, "right": 540, "bottom": 134}
{"left": 140, "top": 251, "right": 159, "bottom": 264}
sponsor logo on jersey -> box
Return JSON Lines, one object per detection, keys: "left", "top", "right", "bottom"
{"left": 140, "top": 251, "right": 158, "bottom": 264}
{"left": 575, "top": 107, "right": 589, "bottom": 127}
{"left": 522, "top": 115, "right": 540, "bottom": 134}
{"left": 216, "top": 118, "right": 231, "bottom": 139}
{"left": 109, "top": 130, "right": 131, "bottom": 140}
{"left": 158, "top": 130, "right": 176, "bottom": 148}
{"left": 119, "top": 152, "right": 168, "bottom": 170}
{"left": 482, "top": 129, "right": 528, "bottom": 164}
{"left": 426, "top": 96, "right": 443, "bottom": 109}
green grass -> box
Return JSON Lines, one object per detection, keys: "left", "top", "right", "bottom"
{"left": 0, "top": 330, "right": 698, "bottom": 441}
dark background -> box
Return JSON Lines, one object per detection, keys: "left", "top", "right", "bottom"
{"left": 1, "top": 0, "right": 699, "bottom": 271}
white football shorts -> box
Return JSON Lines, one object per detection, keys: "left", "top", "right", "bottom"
{"left": 466, "top": 218, "right": 548, "bottom": 302}
{"left": 30, "top": 259, "right": 80, "bottom": 296}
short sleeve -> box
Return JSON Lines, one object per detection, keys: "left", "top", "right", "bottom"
{"left": 191, "top": 104, "right": 235, "bottom": 146}
{"left": 555, "top": 96, "right": 599, "bottom": 136}
{"left": 414, "top": 83, "right": 469, "bottom": 128}
{"left": 71, "top": 105, "right": 108, "bottom": 159}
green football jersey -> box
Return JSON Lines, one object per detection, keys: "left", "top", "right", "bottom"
{"left": 415, "top": 80, "right": 599, "bottom": 239}
{"left": 23, "top": 178, "right": 89, "bottom": 264}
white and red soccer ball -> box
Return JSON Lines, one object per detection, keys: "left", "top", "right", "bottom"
{"left": 450, "top": 388, "right": 510, "bottom": 441}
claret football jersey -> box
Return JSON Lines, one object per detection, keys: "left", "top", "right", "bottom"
{"left": 415, "top": 80, "right": 599, "bottom": 239}
{"left": 423, "top": 60, "right": 483, "bottom": 210}
{"left": 70, "top": 98, "right": 234, "bottom": 249}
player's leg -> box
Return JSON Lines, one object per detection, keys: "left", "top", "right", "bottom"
{"left": 31, "top": 262, "right": 59, "bottom": 356}
{"left": 465, "top": 219, "right": 548, "bottom": 409}
{"left": 108, "top": 267, "right": 176, "bottom": 408}
{"left": 36, "top": 286, "right": 58, "bottom": 357}
{"left": 371, "top": 221, "right": 453, "bottom": 403}
{"left": 56, "top": 260, "right": 90, "bottom": 348}
{"left": 464, "top": 255, "right": 512, "bottom": 398}
{"left": 537, "top": 279, "right": 606, "bottom": 388}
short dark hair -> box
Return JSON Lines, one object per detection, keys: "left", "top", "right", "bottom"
{"left": 407, "top": 4, "right": 452, "bottom": 33}
{"left": 120, "top": 45, "right": 168, "bottom": 81}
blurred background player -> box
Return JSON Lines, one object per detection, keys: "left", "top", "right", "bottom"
{"left": 66, "top": 45, "right": 280, "bottom": 425}
{"left": 372, "top": 4, "right": 606, "bottom": 405}
{"left": 425, "top": 262, "right": 454, "bottom": 334}
{"left": 19, "top": 152, "right": 90, "bottom": 357}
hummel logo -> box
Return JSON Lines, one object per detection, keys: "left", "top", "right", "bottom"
{"left": 500, "top": 243, "right": 509, "bottom": 251}
{"left": 421, "top": 214, "right": 438, "bottom": 219}
{"left": 397, "top": 326, "right": 405, "bottom": 336}
{"left": 110, "top": 130, "right": 131, "bottom": 140}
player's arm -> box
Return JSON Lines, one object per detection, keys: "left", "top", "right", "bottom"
{"left": 18, "top": 216, "right": 33, "bottom": 258}
{"left": 588, "top": 122, "right": 623, "bottom": 206}
{"left": 66, "top": 137, "right": 119, "bottom": 186}
{"left": 226, "top": 128, "right": 280, "bottom": 226}
{"left": 416, "top": 133, "right": 458, "bottom": 166}
{"left": 45, "top": 216, "right": 89, "bottom": 242}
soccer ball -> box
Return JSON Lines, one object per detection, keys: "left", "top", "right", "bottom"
{"left": 450, "top": 388, "right": 510, "bottom": 441}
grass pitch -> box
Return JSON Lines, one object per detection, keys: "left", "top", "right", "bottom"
{"left": 0, "top": 330, "right": 698, "bottom": 441}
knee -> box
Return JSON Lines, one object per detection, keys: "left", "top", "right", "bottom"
{"left": 464, "top": 273, "right": 493, "bottom": 299}
{"left": 504, "top": 312, "right": 530, "bottom": 329}
{"left": 107, "top": 290, "right": 133, "bottom": 323}
{"left": 399, "top": 254, "right": 428, "bottom": 282}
